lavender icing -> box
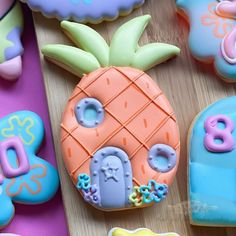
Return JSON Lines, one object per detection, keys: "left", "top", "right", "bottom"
{"left": 20, "top": 0, "right": 145, "bottom": 23}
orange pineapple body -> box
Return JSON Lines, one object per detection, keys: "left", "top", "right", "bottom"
{"left": 61, "top": 67, "right": 180, "bottom": 210}
{"left": 42, "top": 16, "right": 181, "bottom": 211}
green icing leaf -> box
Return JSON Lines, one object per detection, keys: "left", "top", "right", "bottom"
{"left": 41, "top": 45, "right": 100, "bottom": 78}
{"left": 131, "top": 43, "right": 180, "bottom": 71}
{"left": 61, "top": 21, "right": 109, "bottom": 67}
{"left": 109, "top": 15, "right": 151, "bottom": 67}
{"left": 41, "top": 15, "right": 181, "bottom": 76}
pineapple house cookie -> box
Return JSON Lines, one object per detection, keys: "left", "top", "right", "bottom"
{"left": 20, "top": 0, "right": 145, "bottom": 23}
{"left": 176, "top": 0, "right": 236, "bottom": 82}
{"left": 108, "top": 228, "right": 179, "bottom": 236}
{"left": 0, "top": 0, "right": 24, "bottom": 80}
{"left": 189, "top": 96, "right": 236, "bottom": 226}
{"left": 42, "top": 15, "right": 181, "bottom": 211}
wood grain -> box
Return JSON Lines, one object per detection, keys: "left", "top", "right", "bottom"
{"left": 33, "top": 0, "right": 236, "bottom": 235}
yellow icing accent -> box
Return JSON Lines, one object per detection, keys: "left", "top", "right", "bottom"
{"left": 111, "top": 228, "right": 179, "bottom": 236}
{"left": 1, "top": 116, "right": 35, "bottom": 145}
{"left": 129, "top": 186, "right": 143, "bottom": 207}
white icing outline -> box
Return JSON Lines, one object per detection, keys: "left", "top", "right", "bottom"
{"left": 221, "top": 35, "right": 236, "bottom": 64}
{"left": 215, "top": 0, "right": 236, "bottom": 20}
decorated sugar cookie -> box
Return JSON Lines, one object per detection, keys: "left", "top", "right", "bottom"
{"left": 42, "top": 15, "right": 180, "bottom": 211}
{"left": 176, "top": 0, "right": 236, "bottom": 82}
{"left": 0, "top": 0, "right": 24, "bottom": 80}
{"left": 20, "top": 0, "right": 145, "bottom": 23}
{"left": 108, "top": 228, "right": 179, "bottom": 236}
{"left": 188, "top": 96, "right": 236, "bottom": 226}
{"left": 0, "top": 111, "right": 59, "bottom": 229}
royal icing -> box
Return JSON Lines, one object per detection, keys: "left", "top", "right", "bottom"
{"left": 189, "top": 96, "right": 236, "bottom": 226}
{"left": 0, "top": 234, "right": 20, "bottom": 236}
{"left": 204, "top": 114, "right": 235, "bottom": 152}
{"left": 108, "top": 228, "right": 179, "bottom": 236}
{"left": 216, "top": 1, "right": 236, "bottom": 65}
{"left": 0, "top": 1, "right": 24, "bottom": 80}
{"left": 176, "top": 0, "right": 236, "bottom": 81}
{"left": 216, "top": 0, "right": 236, "bottom": 19}
{"left": 42, "top": 15, "right": 181, "bottom": 211}
{"left": 0, "top": 111, "right": 59, "bottom": 229}
{"left": 20, "top": 0, "right": 145, "bottom": 23}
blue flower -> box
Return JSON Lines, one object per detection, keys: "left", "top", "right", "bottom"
{"left": 140, "top": 180, "right": 168, "bottom": 204}
{"left": 76, "top": 173, "right": 91, "bottom": 190}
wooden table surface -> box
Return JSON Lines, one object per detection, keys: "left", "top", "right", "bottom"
{"left": 33, "top": 0, "right": 236, "bottom": 235}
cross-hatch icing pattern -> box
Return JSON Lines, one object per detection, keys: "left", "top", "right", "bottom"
{"left": 61, "top": 67, "right": 180, "bottom": 187}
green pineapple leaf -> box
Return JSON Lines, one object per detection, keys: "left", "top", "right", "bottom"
{"left": 109, "top": 15, "right": 151, "bottom": 67}
{"left": 41, "top": 15, "right": 180, "bottom": 77}
{"left": 41, "top": 44, "right": 100, "bottom": 77}
{"left": 61, "top": 21, "right": 109, "bottom": 67}
{"left": 131, "top": 43, "right": 180, "bottom": 71}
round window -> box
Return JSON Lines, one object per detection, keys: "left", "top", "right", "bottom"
{"left": 148, "top": 144, "right": 176, "bottom": 173}
{"left": 75, "top": 98, "right": 104, "bottom": 128}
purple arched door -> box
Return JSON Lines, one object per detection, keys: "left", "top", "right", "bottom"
{"left": 90, "top": 147, "right": 133, "bottom": 209}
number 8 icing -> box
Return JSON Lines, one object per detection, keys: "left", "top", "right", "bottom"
{"left": 42, "top": 15, "right": 181, "bottom": 211}
{"left": 204, "top": 115, "right": 235, "bottom": 152}
{"left": 176, "top": 0, "right": 236, "bottom": 82}
{"left": 0, "top": 0, "right": 24, "bottom": 80}
{"left": 0, "top": 111, "right": 59, "bottom": 229}
{"left": 188, "top": 96, "right": 236, "bottom": 226}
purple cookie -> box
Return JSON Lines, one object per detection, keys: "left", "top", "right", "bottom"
{"left": 20, "top": 0, "right": 145, "bottom": 23}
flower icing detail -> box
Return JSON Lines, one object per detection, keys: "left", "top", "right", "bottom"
{"left": 82, "top": 185, "right": 100, "bottom": 205}
{"left": 129, "top": 180, "right": 168, "bottom": 206}
{"left": 0, "top": 111, "right": 59, "bottom": 229}
{"left": 6, "top": 164, "right": 47, "bottom": 197}
{"left": 129, "top": 186, "right": 143, "bottom": 207}
{"left": 76, "top": 173, "right": 100, "bottom": 205}
{"left": 140, "top": 180, "right": 168, "bottom": 204}
{"left": 201, "top": 2, "right": 234, "bottom": 38}
{"left": 1, "top": 116, "right": 35, "bottom": 145}
{"left": 76, "top": 173, "right": 91, "bottom": 190}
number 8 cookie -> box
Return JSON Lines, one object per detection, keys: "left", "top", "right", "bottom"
{"left": 188, "top": 96, "right": 236, "bottom": 226}
{"left": 42, "top": 15, "right": 181, "bottom": 211}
